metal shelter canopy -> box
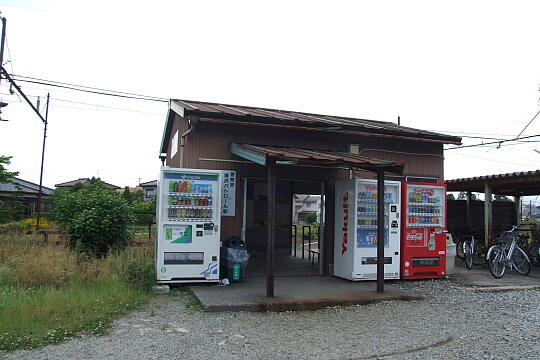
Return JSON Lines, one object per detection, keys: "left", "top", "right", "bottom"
{"left": 231, "top": 143, "right": 404, "bottom": 297}
{"left": 446, "top": 170, "right": 540, "bottom": 248}
{"left": 446, "top": 170, "right": 540, "bottom": 196}
{"left": 230, "top": 143, "right": 405, "bottom": 174}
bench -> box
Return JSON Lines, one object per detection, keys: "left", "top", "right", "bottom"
{"left": 307, "top": 248, "right": 319, "bottom": 266}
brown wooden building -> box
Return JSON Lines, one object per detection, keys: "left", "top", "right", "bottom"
{"left": 159, "top": 99, "right": 461, "bottom": 276}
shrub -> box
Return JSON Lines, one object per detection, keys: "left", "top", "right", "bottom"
{"left": 133, "top": 200, "right": 155, "bottom": 225}
{"left": 54, "top": 182, "right": 135, "bottom": 258}
{"left": 122, "top": 257, "right": 155, "bottom": 290}
{"left": 305, "top": 213, "right": 318, "bottom": 224}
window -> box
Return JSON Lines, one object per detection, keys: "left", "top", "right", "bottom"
{"left": 306, "top": 202, "right": 311, "bottom": 208}
{"left": 146, "top": 188, "right": 154, "bottom": 198}
{"left": 171, "top": 131, "right": 178, "bottom": 158}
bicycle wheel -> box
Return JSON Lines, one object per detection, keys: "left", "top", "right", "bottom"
{"left": 464, "top": 242, "right": 473, "bottom": 270}
{"left": 512, "top": 247, "right": 531, "bottom": 275}
{"left": 472, "top": 242, "right": 487, "bottom": 266}
{"left": 488, "top": 245, "right": 505, "bottom": 278}
{"left": 455, "top": 238, "right": 465, "bottom": 259}
{"left": 528, "top": 243, "right": 540, "bottom": 267}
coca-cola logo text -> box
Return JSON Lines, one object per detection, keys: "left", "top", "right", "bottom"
{"left": 413, "top": 188, "right": 434, "bottom": 196}
{"left": 406, "top": 231, "right": 423, "bottom": 241}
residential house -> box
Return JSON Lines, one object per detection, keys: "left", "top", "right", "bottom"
{"left": 139, "top": 180, "right": 157, "bottom": 202}
{"left": 293, "top": 194, "right": 321, "bottom": 223}
{"left": 55, "top": 178, "right": 120, "bottom": 190}
{"left": 0, "top": 177, "right": 53, "bottom": 217}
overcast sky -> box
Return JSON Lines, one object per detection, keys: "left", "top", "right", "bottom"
{"left": 1, "top": 0, "right": 539, "bottom": 192}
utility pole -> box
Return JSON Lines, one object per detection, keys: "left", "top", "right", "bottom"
{"left": 0, "top": 15, "right": 6, "bottom": 87}
{"left": 36, "top": 93, "right": 49, "bottom": 228}
{"left": 0, "top": 17, "right": 51, "bottom": 229}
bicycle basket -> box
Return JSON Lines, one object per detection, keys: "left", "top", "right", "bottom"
{"left": 496, "top": 233, "right": 515, "bottom": 246}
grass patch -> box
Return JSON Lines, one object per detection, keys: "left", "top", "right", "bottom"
{"left": 0, "top": 276, "right": 149, "bottom": 351}
{"left": 0, "top": 232, "right": 155, "bottom": 351}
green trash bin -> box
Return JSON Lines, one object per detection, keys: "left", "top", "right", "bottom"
{"left": 220, "top": 237, "right": 249, "bottom": 283}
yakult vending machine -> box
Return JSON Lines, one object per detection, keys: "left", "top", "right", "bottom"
{"left": 334, "top": 179, "right": 401, "bottom": 281}
{"left": 156, "top": 167, "right": 221, "bottom": 283}
{"left": 401, "top": 182, "right": 447, "bottom": 279}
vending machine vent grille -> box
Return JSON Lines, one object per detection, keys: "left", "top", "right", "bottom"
{"left": 359, "top": 273, "right": 397, "bottom": 279}
{"left": 413, "top": 271, "right": 438, "bottom": 277}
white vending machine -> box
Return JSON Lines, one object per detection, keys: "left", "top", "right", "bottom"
{"left": 333, "top": 179, "right": 401, "bottom": 281}
{"left": 156, "top": 167, "right": 221, "bottom": 283}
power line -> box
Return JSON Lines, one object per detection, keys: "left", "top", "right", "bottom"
{"left": 515, "top": 110, "right": 540, "bottom": 139}
{"left": 447, "top": 151, "right": 539, "bottom": 167}
{"left": 445, "top": 133, "right": 540, "bottom": 151}
{"left": 13, "top": 74, "right": 166, "bottom": 100}
{"left": 426, "top": 129, "right": 525, "bottom": 138}
{"left": 10, "top": 74, "right": 168, "bottom": 103}
{"left": 0, "top": 91, "right": 164, "bottom": 116}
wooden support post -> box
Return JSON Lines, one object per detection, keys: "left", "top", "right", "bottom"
{"left": 318, "top": 180, "right": 325, "bottom": 276}
{"left": 324, "top": 170, "right": 336, "bottom": 276}
{"left": 466, "top": 191, "right": 472, "bottom": 232}
{"left": 266, "top": 158, "right": 276, "bottom": 298}
{"left": 514, "top": 195, "right": 521, "bottom": 226}
{"left": 484, "top": 183, "right": 493, "bottom": 248}
{"left": 376, "top": 168, "right": 385, "bottom": 293}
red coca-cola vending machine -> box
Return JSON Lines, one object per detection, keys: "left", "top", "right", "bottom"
{"left": 401, "top": 182, "right": 447, "bottom": 279}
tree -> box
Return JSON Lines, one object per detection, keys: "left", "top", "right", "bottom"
{"left": 457, "top": 192, "right": 477, "bottom": 200}
{"left": 447, "top": 193, "right": 455, "bottom": 200}
{"left": 494, "top": 194, "right": 511, "bottom": 201}
{"left": 122, "top": 186, "right": 134, "bottom": 204}
{"left": 54, "top": 181, "right": 135, "bottom": 257}
{"left": 0, "top": 156, "right": 21, "bottom": 224}
{"left": 0, "top": 155, "right": 18, "bottom": 183}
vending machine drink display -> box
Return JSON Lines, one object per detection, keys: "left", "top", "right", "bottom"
{"left": 156, "top": 167, "right": 221, "bottom": 283}
{"left": 401, "top": 182, "right": 447, "bottom": 279}
{"left": 334, "top": 179, "right": 401, "bottom": 281}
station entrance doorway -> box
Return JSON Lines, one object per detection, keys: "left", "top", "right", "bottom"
{"left": 242, "top": 178, "right": 325, "bottom": 277}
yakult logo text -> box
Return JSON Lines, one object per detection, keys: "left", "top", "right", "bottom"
{"left": 341, "top": 192, "right": 349, "bottom": 255}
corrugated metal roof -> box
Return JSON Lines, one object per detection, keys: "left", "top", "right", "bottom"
{"left": 170, "top": 99, "right": 462, "bottom": 144}
{"left": 446, "top": 170, "right": 540, "bottom": 196}
{"left": 231, "top": 143, "right": 404, "bottom": 174}
{"left": 446, "top": 170, "right": 540, "bottom": 184}
{"left": 0, "top": 177, "right": 53, "bottom": 195}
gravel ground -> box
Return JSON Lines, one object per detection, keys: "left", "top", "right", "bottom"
{"left": 1, "top": 279, "right": 539, "bottom": 360}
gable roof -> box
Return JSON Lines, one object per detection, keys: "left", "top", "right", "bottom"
{"left": 55, "top": 178, "right": 121, "bottom": 190}
{"left": 0, "top": 177, "right": 53, "bottom": 195}
{"left": 139, "top": 180, "right": 157, "bottom": 187}
{"left": 160, "top": 99, "right": 462, "bottom": 154}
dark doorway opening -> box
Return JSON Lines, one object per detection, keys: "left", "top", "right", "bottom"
{"left": 243, "top": 178, "right": 324, "bottom": 277}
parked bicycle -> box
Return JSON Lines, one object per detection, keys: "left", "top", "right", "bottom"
{"left": 452, "top": 230, "right": 486, "bottom": 269}
{"left": 487, "top": 226, "right": 531, "bottom": 278}
{"left": 461, "top": 234, "right": 486, "bottom": 269}
{"left": 520, "top": 230, "right": 540, "bottom": 267}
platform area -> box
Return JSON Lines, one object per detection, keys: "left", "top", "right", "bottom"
{"left": 452, "top": 258, "right": 540, "bottom": 289}
{"left": 189, "top": 275, "right": 420, "bottom": 312}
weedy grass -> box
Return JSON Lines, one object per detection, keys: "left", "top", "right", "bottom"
{"left": 172, "top": 286, "right": 203, "bottom": 312}
{"left": 0, "top": 232, "right": 155, "bottom": 351}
